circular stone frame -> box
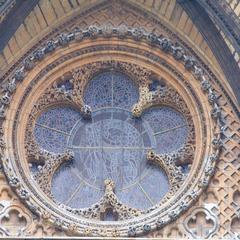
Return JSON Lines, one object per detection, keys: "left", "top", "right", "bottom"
{"left": 0, "top": 26, "right": 223, "bottom": 237}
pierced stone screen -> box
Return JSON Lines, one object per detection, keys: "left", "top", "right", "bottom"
{"left": 33, "top": 71, "right": 188, "bottom": 211}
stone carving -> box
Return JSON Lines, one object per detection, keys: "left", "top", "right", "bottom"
{"left": 159, "top": 38, "right": 172, "bottom": 52}
{"left": 183, "top": 56, "right": 196, "bottom": 70}
{"left": 172, "top": 45, "right": 185, "bottom": 60}
{"left": 44, "top": 40, "right": 56, "bottom": 54}
{"left": 102, "top": 24, "right": 113, "bottom": 38}
{"left": 0, "top": 205, "right": 33, "bottom": 237}
{"left": 147, "top": 32, "right": 158, "bottom": 45}
{"left": 88, "top": 25, "right": 99, "bottom": 39}
{"left": 80, "top": 104, "right": 92, "bottom": 120}
{"left": 6, "top": 79, "right": 16, "bottom": 93}
{"left": 132, "top": 27, "right": 144, "bottom": 41}
{"left": 1, "top": 209, "right": 27, "bottom": 236}
{"left": 33, "top": 49, "right": 45, "bottom": 61}
{"left": 0, "top": 24, "right": 227, "bottom": 237}
{"left": 116, "top": 24, "right": 128, "bottom": 39}
{"left": 0, "top": 92, "right": 10, "bottom": 105}
{"left": 33, "top": 151, "right": 74, "bottom": 197}
{"left": 57, "top": 33, "right": 70, "bottom": 46}
{"left": 184, "top": 208, "right": 218, "bottom": 238}
{"left": 0, "top": 105, "right": 6, "bottom": 119}
{"left": 23, "top": 58, "right": 34, "bottom": 71}
{"left": 147, "top": 150, "right": 185, "bottom": 192}
{"left": 14, "top": 69, "right": 24, "bottom": 82}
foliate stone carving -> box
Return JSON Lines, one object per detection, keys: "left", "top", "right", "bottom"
{"left": 33, "top": 49, "right": 45, "bottom": 61}
{"left": 18, "top": 188, "right": 29, "bottom": 200}
{"left": 57, "top": 33, "right": 70, "bottom": 46}
{"left": 0, "top": 24, "right": 227, "bottom": 237}
{"left": 102, "top": 24, "right": 113, "bottom": 38}
{"left": 44, "top": 40, "right": 56, "bottom": 54}
{"left": 9, "top": 177, "right": 20, "bottom": 188}
{"left": 183, "top": 56, "right": 196, "bottom": 70}
{"left": 23, "top": 58, "right": 34, "bottom": 71}
{"left": 159, "top": 38, "right": 172, "bottom": 52}
{"left": 193, "top": 65, "right": 204, "bottom": 80}
{"left": 81, "top": 104, "right": 92, "bottom": 120}
{"left": 211, "top": 103, "right": 222, "bottom": 121}
{"left": 201, "top": 79, "right": 211, "bottom": 92}
{"left": 147, "top": 150, "right": 185, "bottom": 192}
{"left": 147, "top": 32, "right": 158, "bottom": 45}
{"left": 132, "top": 84, "right": 192, "bottom": 117}
{"left": 88, "top": 25, "right": 99, "bottom": 39}
{"left": 208, "top": 88, "right": 218, "bottom": 105}
{"left": 132, "top": 27, "right": 145, "bottom": 41}
{"left": 14, "top": 69, "right": 25, "bottom": 82}
{"left": 0, "top": 92, "right": 11, "bottom": 105}
{"left": 172, "top": 45, "right": 185, "bottom": 60}
{"left": 6, "top": 79, "right": 16, "bottom": 93}
{"left": 116, "top": 24, "right": 128, "bottom": 39}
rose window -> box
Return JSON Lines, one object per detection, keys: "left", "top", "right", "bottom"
{"left": 31, "top": 70, "right": 190, "bottom": 215}
{"left": 1, "top": 25, "right": 222, "bottom": 237}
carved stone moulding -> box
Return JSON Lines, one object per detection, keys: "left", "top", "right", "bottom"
{"left": 0, "top": 26, "right": 224, "bottom": 237}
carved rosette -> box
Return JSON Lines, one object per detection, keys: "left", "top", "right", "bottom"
{"left": 0, "top": 25, "right": 224, "bottom": 237}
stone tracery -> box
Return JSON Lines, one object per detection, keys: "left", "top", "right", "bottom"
{"left": 0, "top": 24, "right": 227, "bottom": 237}
{"left": 24, "top": 63, "right": 195, "bottom": 220}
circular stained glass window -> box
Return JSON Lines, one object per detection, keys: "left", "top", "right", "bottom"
{"left": 33, "top": 71, "right": 188, "bottom": 211}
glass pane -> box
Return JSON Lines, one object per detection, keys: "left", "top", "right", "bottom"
{"left": 142, "top": 107, "right": 188, "bottom": 154}
{"left": 116, "top": 184, "right": 152, "bottom": 210}
{"left": 34, "top": 72, "right": 190, "bottom": 212}
{"left": 51, "top": 163, "right": 80, "bottom": 203}
{"left": 84, "top": 72, "right": 112, "bottom": 109}
{"left": 37, "top": 106, "right": 81, "bottom": 133}
{"left": 84, "top": 71, "right": 139, "bottom": 110}
{"left": 113, "top": 72, "right": 139, "bottom": 109}
{"left": 140, "top": 165, "right": 169, "bottom": 204}
{"left": 68, "top": 184, "right": 103, "bottom": 209}
{"left": 34, "top": 125, "right": 67, "bottom": 153}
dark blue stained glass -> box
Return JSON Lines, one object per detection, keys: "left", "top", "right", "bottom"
{"left": 149, "top": 80, "right": 160, "bottom": 91}
{"left": 29, "top": 162, "right": 41, "bottom": 174}
{"left": 51, "top": 163, "right": 80, "bottom": 203}
{"left": 116, "top": 184, "right": 152, "bottom": 210}
{"left": 84, "top": 71, "right": 139, "bottom": 110}
{"left": 155, "top": 126, "right": 188, "bottom": 153}
{"left": 68, "top": 108, "right": 152, "bottom": 191}
{"left": 113, "top": 72, "right": 139, "bottom": 109}
{"left": 103, "top": 209, "right": 116, "bottom": 221}
{"left": 68, "top": 184, "right": 103, "bottom": 209}
{"left": 140, "top": 165, "right": 169, "bottom": 204}
{"left": 57, "top": 80, "right": 73, "bottom": 91}
{"left": 37, "top": 107, "right": 81, "bottom": 133}
{"left": 34, "top": 125, "right": 67, "bottom": 153}
{"left": 84, "top": 72, "right": 112, "bottom": 109}
{"left": 181, "top": 164, "right": 191, "bottom": 174}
